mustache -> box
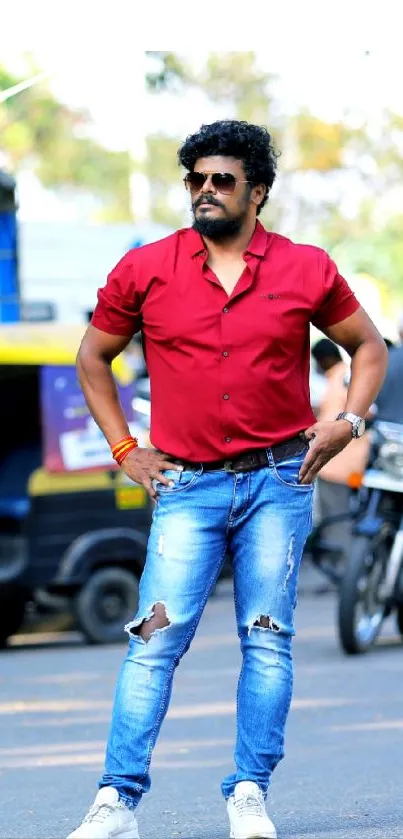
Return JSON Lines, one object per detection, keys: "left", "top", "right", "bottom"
{"left": 193, "top": 195, "right": 224, "bottom": 210}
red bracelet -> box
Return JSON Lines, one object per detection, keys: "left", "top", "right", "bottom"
{"left": 111, "top": 435, "right": 134, "bottom": 455}
{"left": 115, "top": 442, "right": 137, "bottom": 465}
{"left": 111, "top": 436, "right": 138, "bottom": 465}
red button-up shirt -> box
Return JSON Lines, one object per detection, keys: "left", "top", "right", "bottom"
{"left": 92, "top": 222, "right": 359, "bottom": 460}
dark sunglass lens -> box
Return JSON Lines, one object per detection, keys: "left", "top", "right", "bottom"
{"left": 212, "top": 173, "right": 237, "bottom": 193}
{"left": 185, "top": 173, "right": 206, "bottom": 192}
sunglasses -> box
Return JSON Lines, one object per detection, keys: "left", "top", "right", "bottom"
{"left": 183, "top": 171, "right": 251, "bottom": 195}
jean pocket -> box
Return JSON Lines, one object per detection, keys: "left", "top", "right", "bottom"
{"left": 271, "top": 450, "right": 313, "bottom": 491}
{"left": 152, "top": 467, "right": 203, "bottom": 495}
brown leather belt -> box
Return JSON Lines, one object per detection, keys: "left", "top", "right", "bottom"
{"left": 165, "top": 433, "right": 308, "bottom": 474}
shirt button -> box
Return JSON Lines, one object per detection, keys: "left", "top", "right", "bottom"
{"left": 223, "top": 307, "right": 229, "bottom": 313}
{"left": 222, "top": 351, "right": 229, "bottom": 357}
{"left": 225, "top": 436, "right": 232, "bottom": 443}
{"left": 223, "top": 394, "right": 230, "bottom": 400}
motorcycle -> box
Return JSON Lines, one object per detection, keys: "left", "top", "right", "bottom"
{"left": 338, "top": 420, "right": 403, "bottom": 654}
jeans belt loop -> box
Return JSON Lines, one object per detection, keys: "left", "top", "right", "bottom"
{"left": 266, "top": 447, "right": 275, "bottom": 468}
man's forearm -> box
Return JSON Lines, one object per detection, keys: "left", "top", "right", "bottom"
{"left": 76, "top": 351, "right": 131, "bottom": 447}
{"left": 345, "top": 338, "right": 388, "bottom": 417}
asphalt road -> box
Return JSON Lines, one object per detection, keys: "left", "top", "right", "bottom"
{"left": 1, "top": 567, "right": 402, "bottom": 839}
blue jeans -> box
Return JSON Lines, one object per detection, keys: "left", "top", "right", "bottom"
{"left": 100, "top": 448, "right": 313, "bottom": 809}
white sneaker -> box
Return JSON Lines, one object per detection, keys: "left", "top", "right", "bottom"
{"left": 67, "top": 786, "right": 139, "bottom": 839}
{"left": 227, "top": 781, "right": 277, "bottom": 839}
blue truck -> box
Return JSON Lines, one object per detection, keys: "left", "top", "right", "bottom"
{"left": 0, "top": 169, "right": 20, "bottom": 323}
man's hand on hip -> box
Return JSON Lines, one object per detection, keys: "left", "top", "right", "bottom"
{"left": 298, "top": 420, "right": 353, "bottom": 484}
{"left": 121, "top": 448, "right": 183, "bottom": 498}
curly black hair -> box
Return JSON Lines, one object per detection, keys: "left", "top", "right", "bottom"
{"left": 178, "top": 120, "right": 279, "bottom": 215}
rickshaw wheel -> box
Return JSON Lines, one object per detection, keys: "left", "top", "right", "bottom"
{"left": 74, "top": 566, "right": 140, "bottom": 645}
{"left": 0, "top": 594, "right": 26, "bottom": 647}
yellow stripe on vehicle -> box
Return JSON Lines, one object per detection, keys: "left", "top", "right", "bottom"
{"left": 115, "top": 486, "right": 148, "bottom": 509}
{"left": 28, "top": 468, "right": 114, "bottom": 496}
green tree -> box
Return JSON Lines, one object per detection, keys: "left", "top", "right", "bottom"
{"left": 141, "top": 133, "right": 184, "bottom": 228}
{"left": 145, "top": 52, "right": 195, "bottom": 92}
{"left": 146, "top": 51, "right": 276, "bottom": 122}
{"left": 143, "top": 53, "right": 364, "bottom": 234}
{"left": 0, "top": 65, "right": 132, "bottom": 221}
{"left": 150, "top": 55, "right": 403, "bottom": 299}
{"left": 144, "top": 55, "right": 400, "bottom": 235}
{"left": 199, "top": 52, "right": 276, "bottom": 125}
{"left": 144, "top": 52, "right": 280, "bottom": 228}
{"left": 320, "top": 204, "right": 403, "bottom": 299}
{"left": 287, "top": 110, "right": 352, "bottom": 172}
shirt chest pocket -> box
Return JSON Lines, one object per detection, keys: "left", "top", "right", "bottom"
{"left": 143, "top": 294, "right": 218, "bottom": 347}
{"left": 232, "top": 297, "right": 310, "bottom": 351}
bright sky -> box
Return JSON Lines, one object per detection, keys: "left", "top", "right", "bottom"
{"left": 2, "top": 0, "right": 403, "bottom": 154}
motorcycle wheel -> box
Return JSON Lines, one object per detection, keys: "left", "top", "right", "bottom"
{"left": 338, "top": 533, "right": 389, "bottom": 655}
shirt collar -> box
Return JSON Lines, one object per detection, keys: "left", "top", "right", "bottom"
{"left": 185, "top": 227, "right": 206, "bottom": 257}
{"left": 184, "top": 220, "right": 269, "bottom": 259}
{"left": 244, "top": 220, "right": 269, "bottom": 257}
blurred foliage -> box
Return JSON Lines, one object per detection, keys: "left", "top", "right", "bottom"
{"left": 287, "top": 111, "right": 351, "bottom": 171}
{"left": 140, "top": 133, "right": 184, "bottom": 228}
{"left": 2, "top": 54, "right": 403, "bottom": 298}
{"left": 144, "top": 52, "right": 282, "bottom": 232}
{"left": 145, "top": 52, "right": 403, "bottom": 298}
{"left": 145, "top": 51, "right": 275, "bottom": 123}
{"left": 199, "top": 53, "right": 275, "bottom": 125}
{"left": 145, "top": 52, "right": 195, "bottom": 92}
{"left": 0, "top": 65, "right": 131, "bottom": 221}
{"left": 323, "top": 207, "right": 403, "bottom": 297}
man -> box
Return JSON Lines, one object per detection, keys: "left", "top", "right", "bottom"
{"left": 68, "top": 120, "right": 387, "bottom": 839}
{"left": 311, "top": 338, "right": 371, "bottom": 558}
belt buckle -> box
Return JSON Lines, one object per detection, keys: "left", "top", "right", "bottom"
{"left": 223, "top": 459, "right": 235, "bottom": 472}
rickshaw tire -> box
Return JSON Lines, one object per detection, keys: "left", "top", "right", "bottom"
{"left": 74, "top": 566, "right": 140, "bottom": 645}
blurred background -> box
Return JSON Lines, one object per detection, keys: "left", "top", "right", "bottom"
{"left": 2, "top": 12, "right": 403, "bottom": 838}
{"left": 1, "top": 9, "right": 403, "bottom": 333}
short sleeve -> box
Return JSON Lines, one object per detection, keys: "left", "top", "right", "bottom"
{"left": 91, "top": 251, "right": 142, "bottom": 337}
{"left": 311, "top": 252, "right": 360, "bottom": 331}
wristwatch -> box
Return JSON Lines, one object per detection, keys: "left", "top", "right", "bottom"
{"left": 336, "top": 412, "right": 366, "bottom": 438}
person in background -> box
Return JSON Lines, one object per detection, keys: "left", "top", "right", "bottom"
{"left": 311, "top": 339, "right": 371, "bottom": 556}
{"left": 309, "top": 363, "right": 327, "bottom": 416}
{"left": 375, "top": 338, "right": 403, "bottom": 423}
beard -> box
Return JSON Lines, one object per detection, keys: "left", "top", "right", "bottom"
{"left": 192, "top": 197, "right": 248, "bottom": 241}
{"left": 193, "top": 214, "right": 245, "bottom": 240}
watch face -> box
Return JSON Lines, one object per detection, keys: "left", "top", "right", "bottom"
{"left": 355, "top": 418, "right": 366, "bottom": 437}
